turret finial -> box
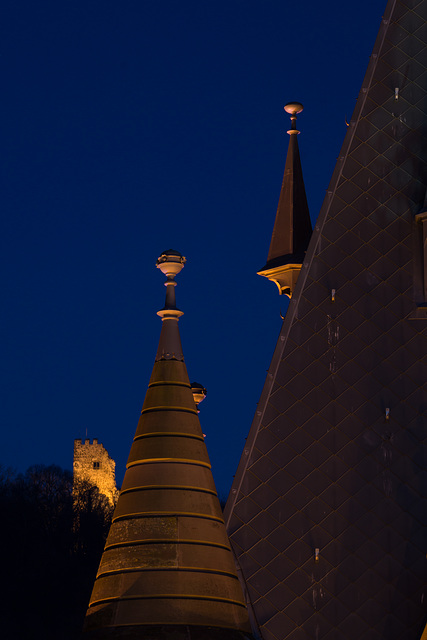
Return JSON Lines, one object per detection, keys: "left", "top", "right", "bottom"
{"left": 285, "top": 102, "right": 304, "bottom": 135}
{"left": 156, "top": 249, "right": 186, "bottom": 318}
{"left": 191, "top": 382, "right": 207, "bottom": 413}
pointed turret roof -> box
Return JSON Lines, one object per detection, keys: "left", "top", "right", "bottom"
{"left": 84, "top": 251, "right": 253, "bottom": 640}
{"left": 226, "top": 1, "right": 427, "bottom": 639}
{"left": 258, "top": 103, "right": 312, "bottom": 297}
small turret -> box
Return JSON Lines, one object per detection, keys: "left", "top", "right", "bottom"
{"left": 257, "top": 102, "right": 312, "bottom": 297}
{"left": 191, "top": 381, "right": 207, "bottom": 412}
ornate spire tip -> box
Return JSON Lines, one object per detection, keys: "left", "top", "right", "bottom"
{"left": 284, "top": 102, "right": 304, "bottom": 116}
{"left": 156, "top": 249, "right": 186, "bottom": 279}
{"left": 156, "top": 250, "right": 185, "bottom": 319}
{"left": 284, "top": 101, "right": 303, "bottom": 135}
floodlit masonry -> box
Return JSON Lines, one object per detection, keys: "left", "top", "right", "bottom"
{"left": 73, "top": 438, "right": 119, "bottom": 506}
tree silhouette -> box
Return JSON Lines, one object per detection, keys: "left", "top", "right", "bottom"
{"left": 0, "top": 464, "right": 112, "bottom": 640}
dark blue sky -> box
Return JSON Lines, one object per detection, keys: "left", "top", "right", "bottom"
{"left": 0, "top": 0, "right": 385, "bottom": 495}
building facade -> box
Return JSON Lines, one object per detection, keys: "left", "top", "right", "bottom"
{"left": 225, "top": 0, "right": 427, "bottom": 638}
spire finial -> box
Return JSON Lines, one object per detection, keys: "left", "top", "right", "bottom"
{"left": 191, "top": 381, "right": 207, "bottom": 413}
{"left": 285, "top": 101, "right": 304, "bottom": 135}
{"left": 156, "top": 249, "right": 186, "bottom": 318}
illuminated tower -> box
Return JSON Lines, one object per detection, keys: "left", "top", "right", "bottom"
{"left": 225, "top": 1, "right": 427, "bottom": 639}
{"left": 84, "top": 250, "right": 253, "bottom": 640}
{"left": 73, "top": 438, "right": 119, "bottom": 506}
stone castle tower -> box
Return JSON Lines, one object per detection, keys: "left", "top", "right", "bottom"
{"left": 74, "top": 438, "right": 119, "bottom": 506}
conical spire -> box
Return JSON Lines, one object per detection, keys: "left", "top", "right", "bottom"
{"left": 258, "top": 102, "right": 312, "bottom": 297}
{"left": 84, "top": 250, "right": 252, "bottom": 640}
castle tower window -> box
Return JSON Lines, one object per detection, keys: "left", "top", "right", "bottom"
{"left": 93, "top": 461, "right": 100, "bottom": 469}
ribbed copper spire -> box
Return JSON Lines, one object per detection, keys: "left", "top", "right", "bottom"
{"left": 84, "top": 251, "right": 252, "bottom": 640}
{"left": 258, "top": 103, "right": 312, "bottom": 297}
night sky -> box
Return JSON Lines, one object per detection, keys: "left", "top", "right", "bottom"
{"left": 1, "top": 0, "right": 386, "bottom": 496}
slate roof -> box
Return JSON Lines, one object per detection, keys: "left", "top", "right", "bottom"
{"left": 225, "top": 1, "right": 427, "bottom": 639}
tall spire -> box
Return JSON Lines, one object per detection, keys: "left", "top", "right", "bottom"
{"left": 84, "top": 250, "right": 252, "bottom": 640}
{"left": 258, "top": 102, "right": 312, "bottom": 297}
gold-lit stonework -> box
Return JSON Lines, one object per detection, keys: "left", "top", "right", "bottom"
{"left": 73, "top": 438, "right": 119, "bottom": 506}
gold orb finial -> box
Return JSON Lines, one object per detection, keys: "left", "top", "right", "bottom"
{"left": 284, "top": 102, "right": 304, "bottom": 116}
{"left": 284, "top": 102, "right": 303, "bottom": 135}
{"left": 156, "top": 249, "right": 186, "bottom": 278}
